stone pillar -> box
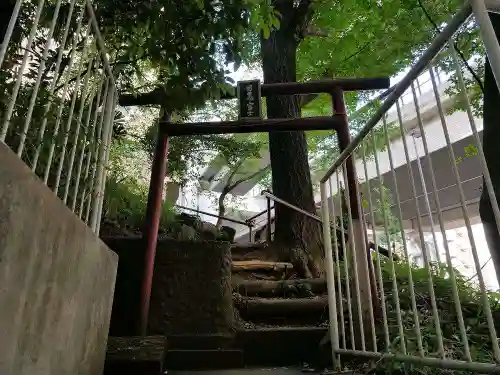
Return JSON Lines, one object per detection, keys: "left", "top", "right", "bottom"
{"left": 148, "top": 239, "right": 234, "bottom": 335}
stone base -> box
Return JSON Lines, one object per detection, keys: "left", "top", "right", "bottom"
{"left": 104, "top": 336, "right": 166, "bottom": 375}
{"left": 104, "top": 238, "right": 234, "bottom": 337}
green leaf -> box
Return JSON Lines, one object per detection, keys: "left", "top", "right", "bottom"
{"left": 262, "top": 24, "right": 270, "bottom": 39}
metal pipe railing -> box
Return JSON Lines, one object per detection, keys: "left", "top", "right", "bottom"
{"left": 0, "top": 0, "right": 118, "bottom": 234}
{"left": 175, "top": 204, "right": 250, "bottom": 227}
{"left": 246, "top": 203, "right": 276, "bottom": 222}
{"left": 261, "top": 190, "right": 322, "bottom": 223}
{"left": 318, "top": 2, "right": 500, "bottom": 372}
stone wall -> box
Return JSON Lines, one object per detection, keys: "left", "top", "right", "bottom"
{"left": 0, "top": 143, "right": 118, "bottom": 375}
{"left": 104, "top": 238, "right": 234, "bottom": 336}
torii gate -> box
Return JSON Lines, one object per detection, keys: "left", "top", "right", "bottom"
{"left": 138, "top": 76, "right": 390, "bottom": 334}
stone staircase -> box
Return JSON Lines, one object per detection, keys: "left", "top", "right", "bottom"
{"left": 102, "top": 237, "right": 332, "bottom": 374}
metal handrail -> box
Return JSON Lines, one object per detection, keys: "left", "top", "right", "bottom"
{"left": 261, "top": 191, "right": 396, "bottom": 262}
{"left": 261, "top": 190, "right": 322, "bottom": 223}
{"left": 175, "top": 204, "right": 250, "bottom": 227}
{"left": 246, "top": 204, "right": 275, "bottom": 222}
{"left": 85, "top": 0, "right": 116, "bottom": 88}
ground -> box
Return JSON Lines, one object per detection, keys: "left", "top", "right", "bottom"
{"left": 168, "top": 368, "right": 310, "bottom": 374}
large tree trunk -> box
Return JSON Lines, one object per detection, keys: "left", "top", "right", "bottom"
{"left": 480, "top": 12, "right": 500, "bottom": 285}
{"left": 260, "top": 2, "right": 324, "bottom": 279}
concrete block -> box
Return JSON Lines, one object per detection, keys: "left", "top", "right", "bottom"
{"left": 0, "top": 143, "right": 118, "bottom": 375}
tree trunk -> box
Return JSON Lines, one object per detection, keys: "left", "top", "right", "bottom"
{"left": 260, "top": 2, "right": 324, "bottom": 279}
{"left": 216, "top": 186, "right": 230, "bottom": 228}
{"left": 480, "top": 12, "right": 500, "bottom": 285}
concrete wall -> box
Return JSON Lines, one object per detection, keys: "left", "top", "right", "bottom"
{"left": 0, "top": 143, "right": 118, "bottom": 375}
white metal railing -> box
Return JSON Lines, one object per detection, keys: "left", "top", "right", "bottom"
{"left": 0, "top": 0, "right": 117, "bottom": 234}
{"left": 320, "top": 2, "right": 500, "bottom": 373}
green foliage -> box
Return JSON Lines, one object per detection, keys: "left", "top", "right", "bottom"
{"left": 101, "top": 139, "right": 176, "bottom": 235}
{"left": 298, "top": 0, "right": 463, "bottom": 113}
{"left": 3, "top": 0, "right": 487, "bottom": 234}
{"left": 456, "top": 143, "right": 479, "bottom": 165}
{"left": 365, "top": 183, "right": 402, "bottom": 246}
{"left": 377, "top": 259, "right": 500, "bottom": 374}
{"left": 0, "top": 3, "right": 131, "bottom": 215}
{"left": 298, "top": 0, "right": 485, "bottom": 177}
{"left": 249, "top": 0, "right": 281, "bottom": 40}
{"left": 96, "top": 0, "right": 253, "bottom": 109}
{"left": 101, "top": 174, "right": 177, "bottom": 235}
{"left": 139, "top": 104, "right": 265, "bottom": 186}
{"left": 435, "top": 22, "right": 485, "bottom": 117}
{"left": 335, "top": 257, "right": 500, "bottom": 373}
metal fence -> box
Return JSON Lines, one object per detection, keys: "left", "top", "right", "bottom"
{"left": 0, "top": 0, "right": 117, "bottom": 234}
{"left": 320, "top": 2, "right": 500, "bottom": 373}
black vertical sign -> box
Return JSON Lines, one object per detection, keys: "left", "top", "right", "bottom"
{"left": 237, "top": 80, "right": 262, "bottom": 120}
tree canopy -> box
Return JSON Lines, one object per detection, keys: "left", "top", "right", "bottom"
{"left": 90, "top": 0, "right": 487, "bottom": 246}
{"left": 109, "top": 0, "right": 478, "bottom": 183}
{"left": 1, "top": 0, "right": 492, "bottom": 259}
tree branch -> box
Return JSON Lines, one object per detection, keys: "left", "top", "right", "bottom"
{"left": 119, "top": 37, "right": 368, "bottom": 109}
{"left": 112, "top": 54, "right": 150, "bottom": 68}
{"left": 55, "top": 65, "right": 96, "bottom": 92}
{"left": 216, "top": 165, "right": 269, "bottom": 227}
{"left": 298, "top": 41, "right": 372, "bottom": 108}
{"left": 294, "top": 0, "right": 312, "bottom": 24}
{"left": 119, "top": 86, "right": 236, "bottom": 107}
{"left": 226, "top": 159, "right": 245, "bottom": 187}
{"left": 304, "top": 25, "right": 328, "bottom": 37}
{"left": 119, "top": 88, "right": 166, "bottom": 106}
{"left": 291, "top": 0, "right": 314, "bottom": 41}
{"left": 56, "top": 51, "right": 146, "bottom": 93}
{"left": 343, "top": 41, "right": 371, "bottom": 63}
{"left": 416, "top": 0, "right": 484, "bottom": 93}
{"left": 228, "top": 165, "right": 271, "bottom": 192}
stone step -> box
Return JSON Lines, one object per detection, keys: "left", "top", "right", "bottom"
{"left": 103, "top": 336, "right": 166, "bottom": 375}
{"left": 236, "top": 327, "right": 328, "bottom": 367}
{"left": 233, "top": 278, "right": 327, "bottom": 298}
{"left": 167, "top": 333, "right": 236, "bottom": 350}
{"left": 166, "top": 368, "right": 310, "bottom": 375}
{"left": 235, "top": 296, "right": 328, "bottom": 326}
{"left": 165, "top": 349, "right": 245, "bottom": 370}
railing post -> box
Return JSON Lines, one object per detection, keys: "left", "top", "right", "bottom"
{"left": 139, "top": 110, "right": 170, "bottom": 336}
{"left": 471, "top": 0, "right": 500, "bottom": 95}
{"left": 320, "top": 182, "right": 339, "bottom": 369}
{"left": 0, "top": 0, "right": 23, "bottom": 69}
{"left": 331, "top": 87, "right": 375, "bottom": 349}
{"left": 266, "top": 196, "right": 272, "bottom": 242}
{"left": 90, "top": 82, "right": 115, "bottom": 232}
{"left": 416, "top": 76, "right": 422, "bottom": 95}
{"left": 95, "top": 87, "right": 117, "bottom": 235}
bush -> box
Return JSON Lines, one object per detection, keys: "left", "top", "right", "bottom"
{"left": 100, "top": 174, "right": 177, "bottom": 236}
{"left": 336, "top": 257, "right": 500, "bottom": 374}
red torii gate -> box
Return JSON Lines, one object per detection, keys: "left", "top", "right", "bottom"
{"left": 138, "top": 76, "right": 390, "bottom": 335}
